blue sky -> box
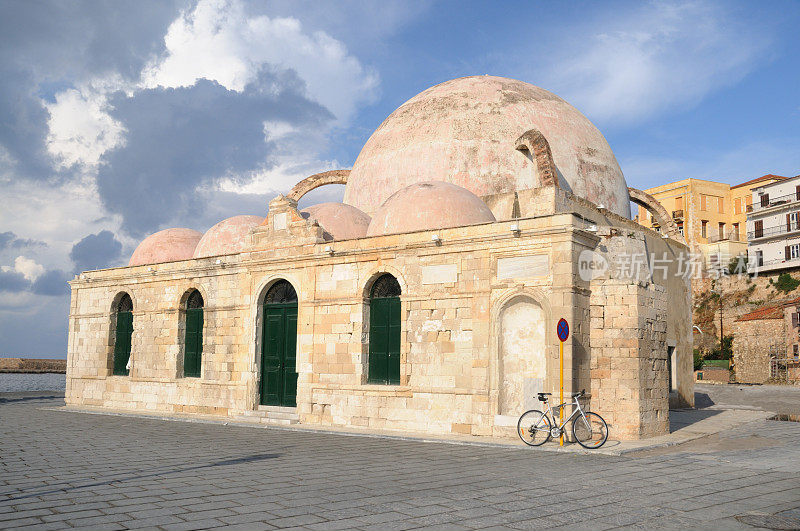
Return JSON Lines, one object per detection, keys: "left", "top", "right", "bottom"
{"left": 1, "top": 0, "right": 799, "bottom": 357}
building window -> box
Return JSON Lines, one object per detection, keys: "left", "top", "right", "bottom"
{"left": 675, "top": 196, "right": 683, "bottom": 210}
{"left": 734, "top": 197, "right": 741, "bottom": 215}
{"left": 791, "top": 212, "right": 800, "bottom": 231}
{"left": 733, "top": 223, "right": 740, "bottom": 240}
{"left": 718, "top": 197, "right": 724, "bottom": 213}
{"left": 368, "top": 274, "right": 401, "bottom": 385}
{"left": 112, "top": 293, "right": 133, "bottom": 376}
{"left": 677, "top": 222, "right": 684, "bottom": 236}
{"left": 701, "top": 220, "right": 708, "bottom": 238}
{"left": 718, "top": 222, "right": 725, "bottom": 239}
{"left": 788, "top": 244, "right": 800, "bottom": 260}
{"left": 701, "top": 195, "right": 708, "bottom": 211}
{"left": 760, "top": 193, "right": 769, "bottom": 207}
{"left": 794, "top": 344, "right": 799, "bottom": 359}
{"left": 183, "top": 290, "right": 204, "bottom": 378}
{"left": 667, "top": 346, "right": 676, "bottom": 392}
{"left": 756, "top": 250, "right": 763, "bottom": 267}
{"left": 754, "top": 219, "right": 763, "bottom": 238}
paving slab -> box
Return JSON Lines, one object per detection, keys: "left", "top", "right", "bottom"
{"left": 2, "top": 391, "right": 799, "bottom": 529}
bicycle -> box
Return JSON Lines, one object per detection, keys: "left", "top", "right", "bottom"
{"left": 517, "top": 389, "right": 608, "bottom": 449}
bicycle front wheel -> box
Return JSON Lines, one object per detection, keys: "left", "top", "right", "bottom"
{"left": 517, "top": 410, "right": 551, "bottom": 446}
{"left": 572, "top": 412, "right": 608, "bottom": 449}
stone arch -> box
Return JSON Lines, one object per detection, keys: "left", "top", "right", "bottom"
{"left": 515, "top": 128, "right": 558, "bottom": 188}
{"left": 490, "top": 287, "right": 553, "bottom": 418}
{"left": 360, "top": 265, "right": 408, "bottom": 300}
{"left": 286, "top": 169, "right": 350, "bottom": 202}
{"left": 628, "top": 187, "right": 685, "bottom": 242}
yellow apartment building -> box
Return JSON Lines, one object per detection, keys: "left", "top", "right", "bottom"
{"left": 634, "top": 175, "right": 787, "bottom": 272}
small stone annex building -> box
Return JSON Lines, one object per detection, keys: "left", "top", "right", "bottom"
{"left": 66, "top": 76, "right": 693, "bottom": 440}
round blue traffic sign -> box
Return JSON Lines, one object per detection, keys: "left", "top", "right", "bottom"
{"left": 557, "top": 318, "right": 569, "bottom": 342}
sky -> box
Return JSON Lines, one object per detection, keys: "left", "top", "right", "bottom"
{"left": 1, "top": 0, "right": 799, "bottom": 358}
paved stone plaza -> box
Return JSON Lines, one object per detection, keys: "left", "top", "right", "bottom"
{"left": 1, "top": 389, "right": 800, "bottom": 530}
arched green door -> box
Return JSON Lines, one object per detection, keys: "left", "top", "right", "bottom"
{"left": 184, "top": 290, "right": 204, "bottom": 378}
{"left": 112, "top": 294, "right": 133, "bottom": 376}
{"left": 368, "top": 274, "right": 401, "bottom": 385}
{"left": 260, "top": 280, "right": 298, "bottom": 407}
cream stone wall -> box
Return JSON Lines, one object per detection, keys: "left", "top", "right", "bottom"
{"left": 67, "top": 190, "right": 693, "bottom": 441}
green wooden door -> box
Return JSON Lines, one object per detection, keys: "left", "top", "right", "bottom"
{"left": 260, "top": 303, "right": 298, "bottom": 406}
{"left": 368, "top": 296, "right": 401, "bottom": 384}
{"left": 184, "top": 308, "right": 203, "bottom": 377}
{"left": 112, "top": 311, "right": 133, "bottom": 376}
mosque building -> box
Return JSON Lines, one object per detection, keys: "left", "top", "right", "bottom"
{"left": 65, "top": 76, "right": 693, "bottom": 440}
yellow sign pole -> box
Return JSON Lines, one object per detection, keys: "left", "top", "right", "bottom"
{"left": 559, "top": 340, "right": 564, "bottom": 446}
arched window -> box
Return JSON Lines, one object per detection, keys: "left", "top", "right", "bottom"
{"left": 112, "top": 293, "right": 133, "bottom": 376}
{"left": 368, "top": 274, "right": 401, "bottom": 384}
{"left": 260, "top": 280, "right": 298, "bottom": 406}
{"left": 265, "top": 280, "right": 297, "bottom": 304}
{"left": 183, "top": 290, "right": 204, "bottom": 378}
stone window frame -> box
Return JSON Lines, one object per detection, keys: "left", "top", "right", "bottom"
{"left": 107, "top": 290, "right": 137, "bottom": 377}
{"left": 360, "top": 266, "right": 409, "bottom": 387}
{"left": 176, "top": 286, "right": 208, "bottom": 379}
{"left": 489, "top": 287, "right": 554, "bottom": 418}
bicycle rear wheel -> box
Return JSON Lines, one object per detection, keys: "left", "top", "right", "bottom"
{"left": 517, "top": 410, "right": 551, "bottom": 446}
{"left": 572, "top": 412, "right": 608, "bottom": 449}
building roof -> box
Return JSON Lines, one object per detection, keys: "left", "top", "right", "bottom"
{"left": 736, "top": 296, "right": 800, "bottom": 322}
{"left": 731, "top": 174, "right": 789, "bottom": 190}
{"left": 343, "top": 75, "right": 630, "bottom": 218}
{"left": 366, "top": 181, "right": 496, "bottom": 237}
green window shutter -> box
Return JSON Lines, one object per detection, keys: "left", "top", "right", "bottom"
{"left": 369, "top": 296, "right": 401, "bottom": 384}
{"left": 283, "top": 306, "right": 298, "bottom": 407}
{"left": 184, "top": 308, "right": 203, "bottom": 377}
{"left": 113, "top": 311, "right": 133, "bottom": 376}
{"left": 261, "top": 308, "right": 284, "bottom": 405}
{"left": 387, "top": 297, "right": 401, "bottom": 384}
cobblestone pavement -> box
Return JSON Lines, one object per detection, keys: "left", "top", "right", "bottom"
{"left": 1, "top": 392, "right": 799, "bottom": 530}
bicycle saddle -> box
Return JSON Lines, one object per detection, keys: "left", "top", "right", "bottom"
{"left": 571, "top": 389, "right": 586, "bottom": 398}
{"left": 537, "top": 392, "right": 551, "bottom": 402}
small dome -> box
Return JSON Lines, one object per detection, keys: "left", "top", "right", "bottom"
{"left": 193, "top": 215, "right": 263, "bottom": 258}
{"left": 129, "top": 228, "right": 203, "bottom": 266}
{"left": 366, "top": 181, "right": 495, "bottom": 237}
{"left": 300, "top": 202, "right": 371, "bottom": 240}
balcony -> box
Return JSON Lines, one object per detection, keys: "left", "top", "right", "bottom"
{"left": 748, "top": 222, "right": 800, "bottom": 240}
{"left": 672, "top": 209, "right": 684, "bottom": 220}
{"left": 751, "top": 191, "right": 800, "bottom": 213}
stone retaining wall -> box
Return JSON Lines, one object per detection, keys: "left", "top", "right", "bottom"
{"left": 0, "top": 358, "right": 67, "bottom": 373}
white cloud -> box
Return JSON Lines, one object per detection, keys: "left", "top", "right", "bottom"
{"left": 141, "top": 0, "right": 378, "bottom": 124}
{"left": 542, "top": 1, "right": 770, "bottom": 125}
{"left": 12, "top": 256, "right": 44, "bottom": 281}
{"left": 45, "top": 87, "right": 126, "bottom": 170}
{"left": 622, "top": 137, "right": 800, "bottom": 190}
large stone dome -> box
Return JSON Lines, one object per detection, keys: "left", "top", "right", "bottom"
{"left": 366, "top": 181, "right": 495, "bottom": 236}
{"left": 193, "top": 215, "right": 263, "bottom": 258}
{"left": 300, "top": 202, "right": 370, "bottom": 241}
{"left": 129, "top": 228, "right": 203, "bottom": 266}
{"left": 344, "top": 75, "right": 630, "bottom": 218}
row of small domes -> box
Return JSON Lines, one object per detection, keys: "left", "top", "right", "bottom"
{"left": 129, "top": 181, "right": 495, "bottom": 266}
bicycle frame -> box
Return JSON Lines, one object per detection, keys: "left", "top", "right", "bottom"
{"left": 539, "top": 395, "right": 589, "bottom": 431}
